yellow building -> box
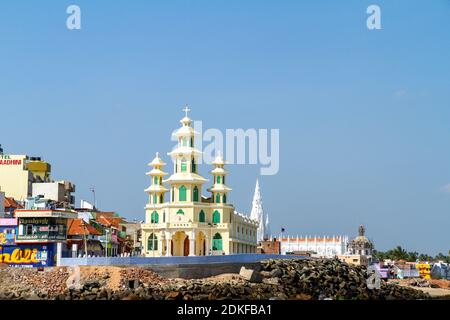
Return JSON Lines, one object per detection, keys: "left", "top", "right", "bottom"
{"left": 0, "top": 154, "right": 34, "bottom": 201}
{"left": 141, "top": 109, "right": 259, "bottom": 256}
{"left": 337, "top": 254, "right": 370, "bottom": 267}
{"left": 0, "top": 152, "right": 75, "bottom": 206}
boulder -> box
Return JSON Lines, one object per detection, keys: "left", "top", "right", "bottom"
{"left": 239, "top": 267, "right": 262, "bottom": 283}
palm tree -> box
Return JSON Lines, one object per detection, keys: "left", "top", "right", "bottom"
{"left": 391, "top": 246, "right": 408, "bottom": 260}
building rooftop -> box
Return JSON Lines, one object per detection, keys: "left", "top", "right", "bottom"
{"left": 67, "top": 218, "right": 102, "bottom": 236}
{"left": 4, "top": 197, "right": 23, "bottom": 210}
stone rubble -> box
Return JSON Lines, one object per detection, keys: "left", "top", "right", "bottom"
{"left": 0, "top": 259, "right": 431, "bottom": 300}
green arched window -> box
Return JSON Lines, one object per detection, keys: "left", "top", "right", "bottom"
{"left": 190, "top": 137, "right": 194, "bottom": 147}
{"left": 199, "top": 210, "right": 205, "bottom": 222}
{"left": 191, "top": 159, "right": 196, "bottom": 173}
{"left": 181, "top": 159, "right": 187, "bottom": 172}
{"left": 148, "top": 233, "right": 158, "bottom": 251}
{"left": 153, "top": 194, "right": 158, "bottom": 204}
{"left": 179, "top": 185, "right": 187, "bottom": 201}
{"left": 212, "top": 233, "right": 222, "bottom": 251}
{"left": 182, "top": 137, "right": 187, "bottom": 147}
{"left": 193, "top": 186, "right": 199, "bottom": 202}
{"left": 154, "top": 176, "right": 159, "bottom": 184}
{"left": 217, "top": 176, "right": 221, "bottom": 184}
{"left": 223, "top": 194, "right": 227, "bottom": 204}
{"left": 215, "top": 193, "right": 221, "bottom": 204}
{"left": 151, "top": 211, "right": 159, "bottom": 223}
{"left": 212, "top": 210, "right": 220, "bottom": 224}
{"left": 177, "top": 209, "right": 185, "bottom": 215}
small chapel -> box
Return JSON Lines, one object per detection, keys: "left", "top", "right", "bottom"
{"left": 141, "top": 108, "right": 259, "bottom": 256}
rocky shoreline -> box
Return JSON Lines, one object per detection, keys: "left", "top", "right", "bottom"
{"left": 0, "top": 259, "right": 430, "bottom": 300}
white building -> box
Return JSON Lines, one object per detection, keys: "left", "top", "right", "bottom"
{"left": 279, "top": 235, "right": 349, "bottom": 257}
{"left": 250, "top": 179, "right": 270, "bottom": 243}
{"left": 32, "top": 181, "right": 76, "bottom": 206}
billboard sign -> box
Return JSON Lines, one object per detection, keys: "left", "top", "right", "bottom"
{"left": 0, "top": 155, "right": 23, "bottom": 166}
{"left": 0, "top": 244, "right": 56, "bottom": 267}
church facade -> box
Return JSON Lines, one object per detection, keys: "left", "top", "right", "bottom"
{"left": 141, "top": 109, "right": 259, "bottom": 257}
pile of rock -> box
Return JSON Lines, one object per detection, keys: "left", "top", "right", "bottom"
{"left": 408, "top": 278, "right": 430, "bottom": 288}
{"left": 7, "top": 267, "right": 70, "bottom": 296}
{"left": 119, "top": 267, "right": 168, "bottom": 289}
{"left": 0, "top": 259, "right": 431, "bottom": 300}
{"left": 259, "top": 258, "right": 429, "bottom": 300}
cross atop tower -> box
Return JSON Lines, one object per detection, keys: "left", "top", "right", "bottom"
{"left": 183, "top": 105, "right": 191, "bottom": 117}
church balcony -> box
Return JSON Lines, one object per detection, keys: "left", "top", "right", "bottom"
{"left": 142, "top": 222, "right": 230, "bottom": 230}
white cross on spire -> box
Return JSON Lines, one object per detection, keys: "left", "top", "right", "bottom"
{"left": 183, "top": 105, "right": 191, "bottom": 117}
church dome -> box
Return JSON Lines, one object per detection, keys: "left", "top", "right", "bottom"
{"left": 349, "top": 225, "right": 374, "bottom": 250}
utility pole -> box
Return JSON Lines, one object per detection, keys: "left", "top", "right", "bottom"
{"left": 105, "top": 229, "right": 109, "bottom": 258}
{"left": 90, "top": 186, "right": 96, "bottom": 209}
{"left": 81, "top": 220, "right": 88, "bottom": 258}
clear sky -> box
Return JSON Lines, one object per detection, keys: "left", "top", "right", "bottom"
{"left": 0, "top": 1, "right": 449, "bottom": 255}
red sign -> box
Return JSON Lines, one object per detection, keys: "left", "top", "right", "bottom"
{"left": 0, "top": 159, "right": 22, "bottom": 165}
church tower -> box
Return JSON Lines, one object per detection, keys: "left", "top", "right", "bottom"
{"left": 208, "top": 152, "right": 232, "bottom": 205}
{"left": 165, "top": 106, "right": 208, "bottom": 204}
{"left": 250, "top": 179, "right": 269, "bottom": 243}
{"left": 145, "top": 152, "right": 168, "bottom": 222}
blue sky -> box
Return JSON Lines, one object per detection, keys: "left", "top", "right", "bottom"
{"left": 0, "top": 1, "right": 449, "bottom": 254}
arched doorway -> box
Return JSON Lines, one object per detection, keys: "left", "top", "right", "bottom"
{"left": 183, "top": 237, "right": 189, "bottom": 256}
{"left": 195, "top": 232, "right": 206, "bottom": 256}
{"left": 172, "top": 231, "right": 188, "bottom": 256}
{"left": 213, "top": 233, "right": 223, "bottom": 253}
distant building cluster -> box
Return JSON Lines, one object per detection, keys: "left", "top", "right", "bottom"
{"left": 0, "top": 145, "right": 142, "bottom": 267}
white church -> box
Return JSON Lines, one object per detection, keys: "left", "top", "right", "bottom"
{"left": 250, "top": 180, "right": 349, "bottom": 257}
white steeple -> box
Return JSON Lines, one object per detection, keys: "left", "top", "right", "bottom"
{"left": 250, "top": 179, "right": 269, "bottom": 242}
{"left": 264, "top": 212, "right": 270, "bottom": 240}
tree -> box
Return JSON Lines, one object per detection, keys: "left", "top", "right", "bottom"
{"left": 391, "top": 246, "right": 408, "bottom": 260}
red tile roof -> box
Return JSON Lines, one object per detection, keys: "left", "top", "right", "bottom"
{"left": 4, "top": 197, "right": 23, "bottom": 210}
{"left": 67, "top": 219, "right": 102, "bottom": 236}
{"left": 96, "top": 214, "right": 123, "bottom": 228}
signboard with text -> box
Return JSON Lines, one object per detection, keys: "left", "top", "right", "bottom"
{"left": 0, "top": 243, "right": 56, "bottom": 267}
{"left": 0, "top": 155, "right": 24, "bottom": 166}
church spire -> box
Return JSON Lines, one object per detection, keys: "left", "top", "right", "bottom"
{"left": 165, "top": 108, "right": 208, "bottom": 203}
{"left": 250, "top": 179, "right": 267, "bottom": 242}
{"left": 145, "top": 152, "right": 169, "bottom": 204}
{"left": 264, "top": 213, "right": 270, "bottom": 240}
{"left": 208, "top": 151, "right": 232, "bottom": 204}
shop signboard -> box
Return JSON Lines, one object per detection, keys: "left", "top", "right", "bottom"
{"left": 17, "top": 217, "right": 67, "bottom": 242}
{"left": 0, "top": 218, "right": 18, "bottom": 246}
{"left": 0, "top": 243, "right": 56, "bottom": 267}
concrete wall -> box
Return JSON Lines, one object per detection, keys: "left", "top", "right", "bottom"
{"left": 32, "top": 182, "right": 65, "bottom": 202}
{"left": 0, "top": 191, "right": 4, "bottom": 216}
{"left": 58, "top": 254, "right": 304, "bottom": 278}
